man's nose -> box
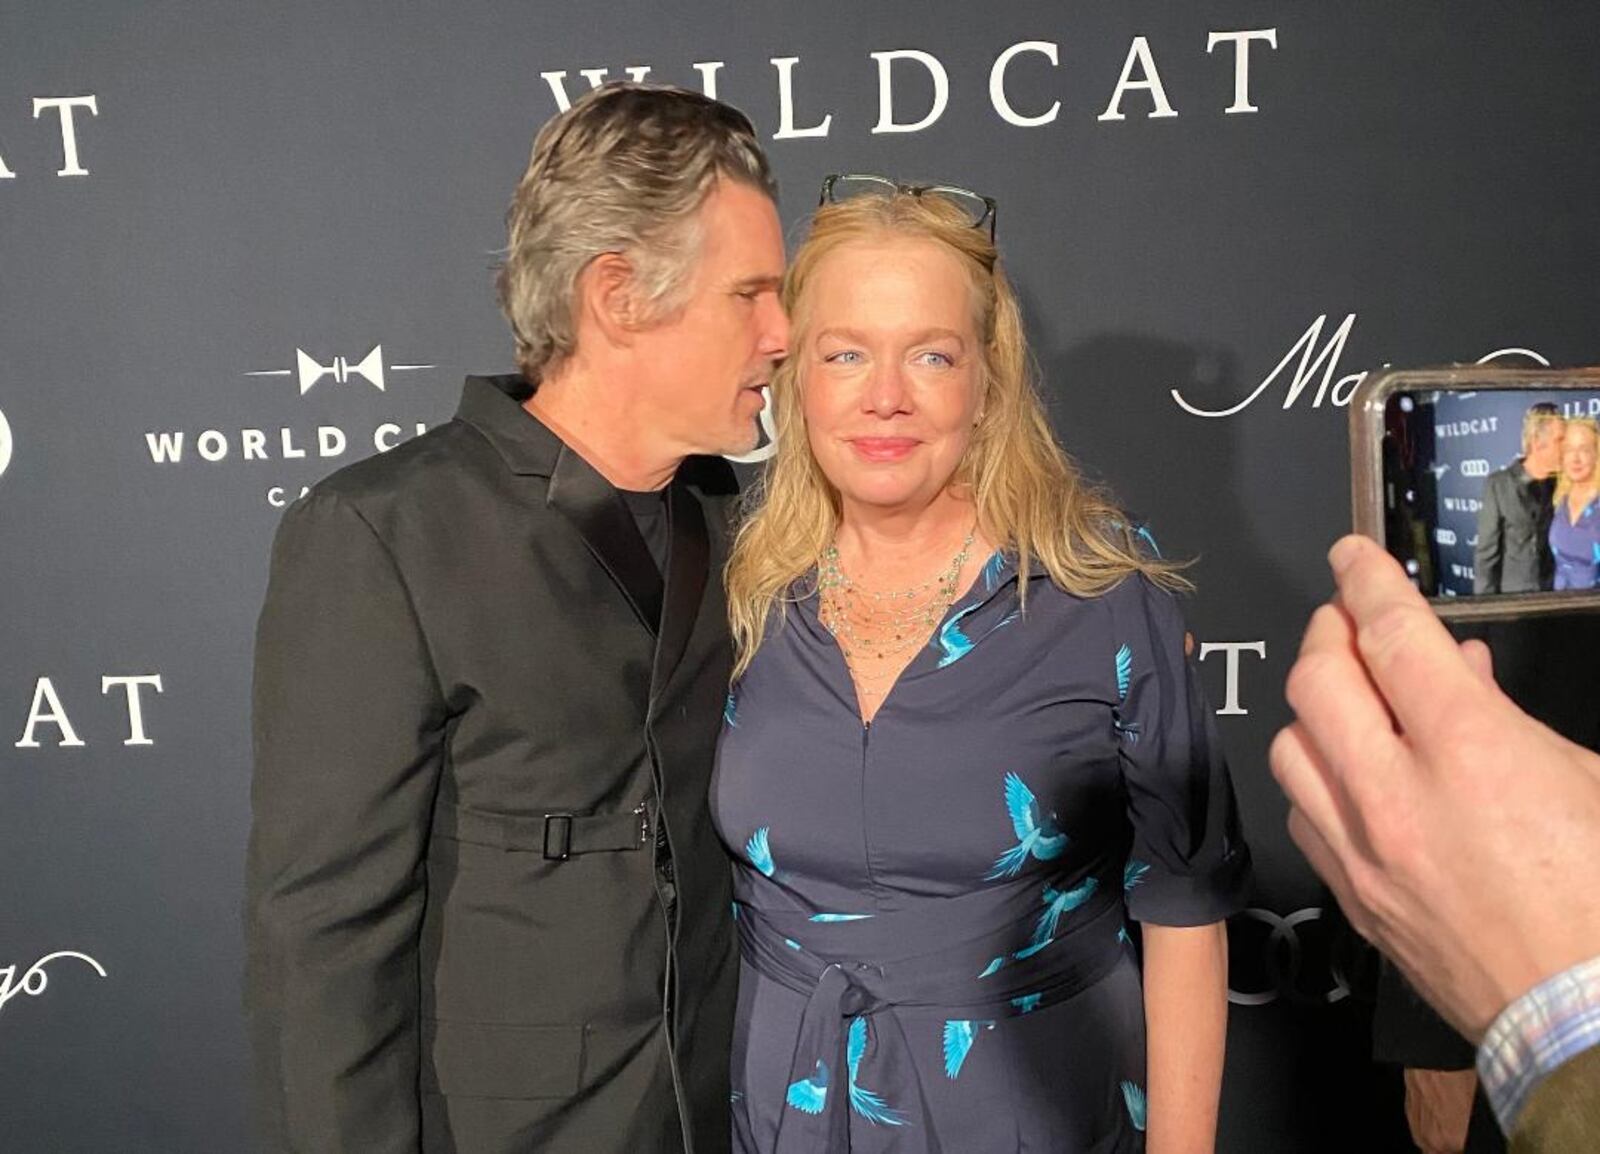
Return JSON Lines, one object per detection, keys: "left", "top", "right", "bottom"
{"left": 758, "top": 296, "right": 789, "bottom": 360}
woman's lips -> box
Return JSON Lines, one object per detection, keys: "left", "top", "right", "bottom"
{"left": 848, "top": 437, "right": 919, "bottom": 462}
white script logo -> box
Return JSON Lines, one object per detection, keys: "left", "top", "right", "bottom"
{"left": 1169, "top": 314, "right": 1552, "bottom": 419}
{"left": 0, "top": 951, "right": 108, "bottom": 1018}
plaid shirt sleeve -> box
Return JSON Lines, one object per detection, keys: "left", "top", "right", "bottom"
{"left": 1477, "top": 953, "right": 1600, "bottom": 1132}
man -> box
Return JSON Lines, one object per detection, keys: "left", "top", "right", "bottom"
{"left": 1475, "top": 403, "right": 1564, "bottom": 593}
{"left": 244, "top": 84, "right": 788, "bottom": 1153}
{"left": 1272, "top": 535, "right": 1600, "bottom": 1151}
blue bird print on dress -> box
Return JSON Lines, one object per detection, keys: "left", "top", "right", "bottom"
{"left": 809, "top": 913, "right": 874, "bottom": 922}
{"left": 985, "top": 773, "right": 1068, "bottom": 880}
{"left": 936, "top": 605, "right": 980, "bottom": 667}
{"left": 846, "top": 1017, "right": 907, "bottom": 1126}
{"left": 978, "top": 877, "right": 1097, "bottom": 976}
{"left": 724, "top": 692, "right": 738, "bottom": 728}
{"left": 784, "top": 938, "right": 803, "bottom": 951}
{"left": 936, "top": 598, "right": 1021, "bottom": 668}
{"left": 1011, "top": 993, "right": 1042, "bottom": 1014}
{"left": 980, "top": 550, "right": 1007, "bottom": 592}
{"left": 1135, "top": 524, "right": 1162, "bottom": 558}
{"left": 942, "top": 1020, "right": 994, "bottom": 1079}
{"left": 745, "top": 827, "right": 776, "bottom": 878}
{"left": 1116, "top": 924, "right": 1131, "bottom": 946}
{"left": 1032, "top": 877, "right": 1099, "bottom": 946}
{"left": 1113, "top": 643, "right": 1142, "bottom": 744}
{"left": 1121, "top": 1080, "right": 1148, "bottom": 1131}
{"left": 787, "top": 1060, "right": 829, "bottom": 1114}
{"left": 1123, "top": 859, "right": 1151, "bottom": 891}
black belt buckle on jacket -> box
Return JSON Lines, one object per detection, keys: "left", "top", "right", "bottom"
{"left": 543, "top": 813, "right": 575, "bottom": 861}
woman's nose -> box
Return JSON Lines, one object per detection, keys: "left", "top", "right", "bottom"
{"left": 864, "top": 363, "right": 910, "bottom": 416}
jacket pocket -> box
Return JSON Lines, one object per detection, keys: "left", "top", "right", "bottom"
{"left": 422, "top": 1019, "right": 585, "bottom": 1100}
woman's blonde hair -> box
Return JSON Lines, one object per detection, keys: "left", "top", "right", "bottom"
{"left": 1554, "top": 416, "right": 1600, "bottom": 507}
{"left": 725, "top": 189, "right": 1188, "bottom": 678}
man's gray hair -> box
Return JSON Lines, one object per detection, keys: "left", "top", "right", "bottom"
{"left": 497, "top": 83, "right": 777, "bottom": 382}
{"left": 1522, "top": 401, "right": 1565, "bottom": 454}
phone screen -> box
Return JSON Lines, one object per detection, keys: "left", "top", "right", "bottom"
{"left": 1382, "top": 388, "right": 1600, "bottom": 598}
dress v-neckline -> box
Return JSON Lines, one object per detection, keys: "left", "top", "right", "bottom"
{"left": 815, "top": 548, "right": 1014, "bottom": 728}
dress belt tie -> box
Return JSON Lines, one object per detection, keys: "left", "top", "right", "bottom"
{"left": 738, "top": 882, "right": 1125, "bottom": 1152}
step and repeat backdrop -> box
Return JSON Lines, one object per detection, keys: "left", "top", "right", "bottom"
{"left": 5, "top": 3, "right": 1599, "bottom": 1150}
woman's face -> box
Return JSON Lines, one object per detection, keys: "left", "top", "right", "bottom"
{"left": 1563, "top": 424, "right": 1597, "bottom": 486}
{"left": 798, "top": 236, "right": 984, "bottom": 517}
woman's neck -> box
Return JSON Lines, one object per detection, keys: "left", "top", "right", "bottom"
{"left": 833, "top": 492, "right": 986, "bottom": 587}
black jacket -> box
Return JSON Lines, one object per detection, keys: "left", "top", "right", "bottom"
{"left": 245, "top": 375, "right": 739, "bottom": 1153}
{"left": 1474, "top": 460, "right": 1556, "bottom": 593}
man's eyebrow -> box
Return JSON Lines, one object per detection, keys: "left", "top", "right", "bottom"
{"left": 732, "top": 274, "right": 783, "bottom": 292}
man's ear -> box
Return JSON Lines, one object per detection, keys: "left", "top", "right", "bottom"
{"left": 577, "top": 252, "right": 640, "bottom": 348}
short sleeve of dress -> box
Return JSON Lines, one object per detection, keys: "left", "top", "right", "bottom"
{"left": 1110, "top": 575, "right": 1252, "bottom": 926}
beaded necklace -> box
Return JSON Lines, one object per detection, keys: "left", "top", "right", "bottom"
{"left": 817, "top": 529, "right": 976, "bottom": 695}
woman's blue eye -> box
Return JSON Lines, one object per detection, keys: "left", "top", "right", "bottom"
{"left": 917, "top": 351, "right": 956, "bottom": 367}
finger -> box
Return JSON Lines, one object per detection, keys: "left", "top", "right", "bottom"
{"left": 1459, "top": 639, "right": 1495, "bottom": 688}
{"left": 1285, "top": 807, "right": 1366, "bottom": 936}
{"left": 1270, "top": 722, "right": 1365, "bottom": 863}
{"left": 1283, "top": 601, "right": 1408, "bottom": 793}
{"left": 1326, "top": 535, "right": 1492, "bottom": 746}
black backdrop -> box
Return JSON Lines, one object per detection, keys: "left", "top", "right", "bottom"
{"left": 5, "top": 4, "right": 1600, "bottom": 1150}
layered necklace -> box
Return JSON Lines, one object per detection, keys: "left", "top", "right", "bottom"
{"left": 817, "top": 526, "right": 977, "bottom": 698}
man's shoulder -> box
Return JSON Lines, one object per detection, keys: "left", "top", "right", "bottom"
{"left": 304, "top": 418, "right": 493, "bottom": 511}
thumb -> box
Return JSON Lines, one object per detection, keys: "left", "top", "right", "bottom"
{"left": 1459, "top": 639, "right": 1495, "bottom": 689}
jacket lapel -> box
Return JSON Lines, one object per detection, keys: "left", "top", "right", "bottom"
{"left": 546, "top": 444, "right": 664, "bottom": 636}
{"left": 651, "top": 479, "right": 709, "bottom": 697}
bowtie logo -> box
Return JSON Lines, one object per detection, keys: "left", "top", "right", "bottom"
{"left": 296, "top": 346, "right": 386, "bottom": 394}
{"left": 245, "top": 345, "right": 433, "bottom": 395}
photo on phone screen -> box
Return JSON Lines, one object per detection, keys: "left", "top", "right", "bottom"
{"left": 1351, "top": 369, "right": 1600, "bottom": 619}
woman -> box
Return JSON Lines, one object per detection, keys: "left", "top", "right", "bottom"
{"left": 1550, "top": 417, "right": 1600, "bottom": 591}
{"left": 713, "top": 176, "right": 1251, "bottom": 1153}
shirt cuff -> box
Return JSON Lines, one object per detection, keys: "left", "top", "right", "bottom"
{"left": 1477, "top": 952, "right": 1600, "bottom": 1132}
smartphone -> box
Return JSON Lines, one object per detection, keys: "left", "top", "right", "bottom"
{"left": 1351, "top": 366, "right": 1600, "bottom": 620}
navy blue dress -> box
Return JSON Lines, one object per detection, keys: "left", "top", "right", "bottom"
{"left": 712, "top": 553, "right": 1252, "bottom": 1152}
{"left": 1550, "top": 494, "right": 1600, "bottom": 590}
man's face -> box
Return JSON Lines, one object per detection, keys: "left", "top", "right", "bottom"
{"left": 630, "top": 179, "right": 789, "bottom": 458}
{"left": 1526, "top": 417, "right": 1566, "bottom": 477}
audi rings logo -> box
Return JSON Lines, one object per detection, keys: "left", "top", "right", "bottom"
{"left": 1459, "top": 459, "right": 1491, "bottom": 478}
{"left": 1435, "top": 528, "right": 1457, "bottom": 546}
{"left": 1227, "top": 907, "right": 1350, "bottom": 1007}
{"left": 0, "top": 404, "right": 12, "bottom": 479}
